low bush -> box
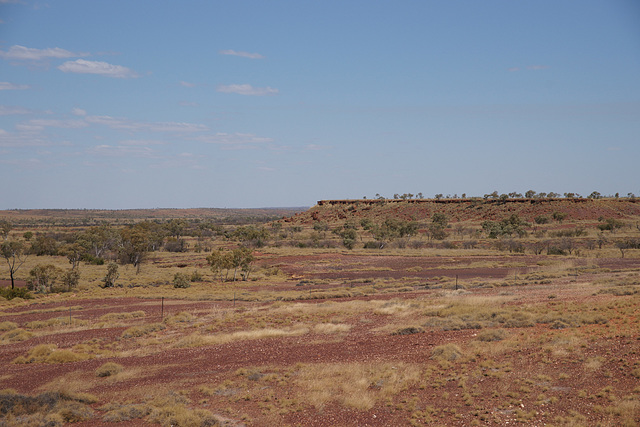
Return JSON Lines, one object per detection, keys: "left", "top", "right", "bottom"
{"left": 392, "top": 326, "right": 424, "bottom": 336}
{"left": 476, "top": 329, "right": 507, "bottom": 342}
{"left": 173, "top": 272, "right": 190, "bottom": 288}
{"left": 0, "top": 321, "right": 18, "bottom": 331}
{"left": 14, "top": 344, "right": 91, "bottom": 364}
{"left": 1, "top": 328, "right": 34, "bottom": 343}
{"left": 101, "top": 403, "right": 150, "bottom": 422}
{"left": 95, "top": 362, "right": 124, "bottom": 377}
{"left": 431, "top": 344, "right": 464, "bottom": 361}
{"left": 0, "top": 287, "right": 33, "bottom": 300}
{"left": 0, "top": 390, "right": 96, "bottom": 425}
{"left": 121, "top": 323, "right": 165, "bottom": 339}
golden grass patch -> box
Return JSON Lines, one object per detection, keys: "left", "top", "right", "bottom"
{"left": 176, "top": 325, "right": 309, "bottom": 348}
{"left": 294, "top": 362, "right": 421, "bottom": 410}
{"left": 13, "top": 344, "right": 92, "bottom": 364}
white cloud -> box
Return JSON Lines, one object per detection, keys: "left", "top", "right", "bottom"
{"left": 219, "top": 49, "right": 264, "bottom": 59}
{"left": 88, "top": 144, "right": 156, "bottom": 158}
{"left": 72, "top": 108, "right": 87, "bottom": 116}
{"left": 0, "top": 82, "right": 30, "bottom": 90}
{"left": 58, "top": 59, "right": 139, "bottom": 78}
{"left": 0, "top": 45, "right": 86, "bottom": 61}
{"left": 216, "top": 84, "right": 278, "bottom": 96}
{"left": 306, "top": 144, "right": 330, "bottom": 151}
{"left": 85, "top": 115, "right": 208, "bottom": 133}
{"left": 0, "top": 129, "right": 51, "bottom": 147}
{"left": 0, "top": 106, "right": 31, "bottom": 115}
{"left": 180, "top": 81, "right": 196, "bottom": 87}
{"left": 196, "top": 132, "right": 274, "bottom": 146}
{"left": 0, "top": 158, "right": 43, "bottom": 168}
{"left": 24, "top": 119, "right": 88, "bottom": 129}
{"left": 507, "top": 67, "right": 520, "bottom": 72}
{"left": 119, "top": 139, "right": 165, "bottom": 146}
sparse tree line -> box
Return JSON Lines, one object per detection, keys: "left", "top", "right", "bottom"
{"left": 0, "top": 218, "right": 264, "bottom": 296}
{"left": 2, "top": 200, "right": 640, "bottom": 298}
{"left": 363, "top": 190, "right": 638, "bottom": 201}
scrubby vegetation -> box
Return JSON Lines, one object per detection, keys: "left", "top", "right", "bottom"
{"left": 1, "top": 199, "right": 639, "bottom": 425}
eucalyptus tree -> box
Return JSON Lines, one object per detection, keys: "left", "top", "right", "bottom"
{"left": 1, "top": 240, "right": 28, "bottom": 289}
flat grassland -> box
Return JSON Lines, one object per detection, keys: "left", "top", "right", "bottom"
{"left": 1, "top": 200, "right": 639, "bottom": 426}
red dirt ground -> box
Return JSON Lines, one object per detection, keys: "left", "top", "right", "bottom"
{"left": 2, "top": 253, "right": 640, "bottom": 426}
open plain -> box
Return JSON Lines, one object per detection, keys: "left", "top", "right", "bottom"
{"left": 1, "top": 198, "right": 640, "bottom": 426}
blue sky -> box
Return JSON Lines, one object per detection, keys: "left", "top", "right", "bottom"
{"left": 1, "top": 1, "right": 639, "bottom": 209}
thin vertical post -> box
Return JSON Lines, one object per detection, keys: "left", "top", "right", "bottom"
{"left": 455, "top": 275, "right": 458, "bottom": 290}
{"left": 161, "top": 297, "right": 164, "bottom": 320}
{"left": 69, "top": 307, "right": 72, "bottom": 325}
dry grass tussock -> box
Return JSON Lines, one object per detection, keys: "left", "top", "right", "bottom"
{"left": 13, "top": 344, "right": 92, "bottom": 364}
{"left": 175, "top": 325, "right": 309, "bottom": 348}
{"left": 0, "top": 388, "right": 97, "bottom": 426}
{"left": 294, "top": 362, "right": 421, "bottom": 410}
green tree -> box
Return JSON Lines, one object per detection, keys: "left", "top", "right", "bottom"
{"left": 482, "top": 214, "right": 528, "bottom": 238}
{"left": 61, "top": 269, "right": 80, "bottom": 292}
{"left": 552, "top": 211, "right": 567, "bottom": 223}
{"left": 118, "top": 222, "right": 163, "bottom": 273}
{"left": 428, "top": 213, "right": 448, "bottom": 240}
{"left": 60, "top": 242, "right": 84, "bottom": 270}
{"left": 30, "top": 235, "right": 59, "bottom": 256}
{"left": 1, "top": 240, "right": 28, "bottom": 289}
{"left": 597, "top": 218, "right": 624, "bottom": 232}
{"left": 0, "top": 220, "right": 12, "bottom": 240}
{"left": 165, "top": 219, "right": 188, "bottom": 239}
{"left": 101, "top": 263, "right": 119, "bottom": 288}
{"left": 231, "top": 225, "right": 270, "bottom": 247}
{"left": 173, "top": 272, "right": 191, "bottom": 288}
{"left": 230, "top": 246, "right": 254, "bottom": 281}
{"left": 27, "top": 264, "right": 60, "bottom": 293}
{"left": 207, "top": 248, "right": 233, "bottom": 282}
{"left": 77, "top": 224, "right": 118, "bottom": 260}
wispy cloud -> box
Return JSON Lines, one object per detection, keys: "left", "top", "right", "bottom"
{"left": 72, "top": 108, "right": 87, "bottom": 116}
{"left": 180, "top": 81, "right": 197, "bottom": 87}
{"left": 219, "top": 49, "right": 264, "bottom": 59}
{"left": 85, "top": 115, "right": 208, "bottom": 133}
{"left": 216, "top": 84, "right": 278, "bottom": 96}
{"left": 0, "top": 158, "right": 44, "bottom": 168}
{"left": 58, "top": 59, "right": 139, "bottom": 78}
{"left": 0, "top": 129, "right": 51, "bottom": 147}
{"left": 20, "top": 119, "right": 88, "bottom": 130}
{"left": 196, "top": 132, "right": 273, "bottom": 146}
{"left": 88, "top": 144, "right": 157, "bottom": 158}
{"left": 119, "top": 139, "right": 165, "bottom": 146}
{"left": 0, "top": 45, "right": 86, "bottom": 61}
{"left": 306, "top": 144, "right": 330, "bottom": 151}
{"left": 0, "top": 82, "right": 30, "bottom": 90}
{"left": 0, "top": 106, "right": 31, "bottom": 115}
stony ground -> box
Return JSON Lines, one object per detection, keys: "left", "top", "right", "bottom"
{"left": 1, "top": 253, "right": 640, "bottom": 426}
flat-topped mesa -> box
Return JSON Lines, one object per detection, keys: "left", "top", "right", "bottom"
{"left": 316, "top": 198, "right": 599, "bottom": 206}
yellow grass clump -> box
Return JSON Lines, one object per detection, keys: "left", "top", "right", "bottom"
{"left": 13, "top": 344, "right": 92, "bottom": 364}
{"left": 294, "top": 362, "right": 421, "bottom": 410}
{"left": 176, "top": 325, "right": 309, "bottom": 348}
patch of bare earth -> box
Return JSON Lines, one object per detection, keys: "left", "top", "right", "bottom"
{"left": 2, "top": 255, "right": 640, "bottom": 425}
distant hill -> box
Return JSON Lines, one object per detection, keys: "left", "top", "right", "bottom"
{"left": 282, "top": 198, "right": 640, "bottom": 225}
{"left": 0, "top": 207, "right": 309, "bottom": 226}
